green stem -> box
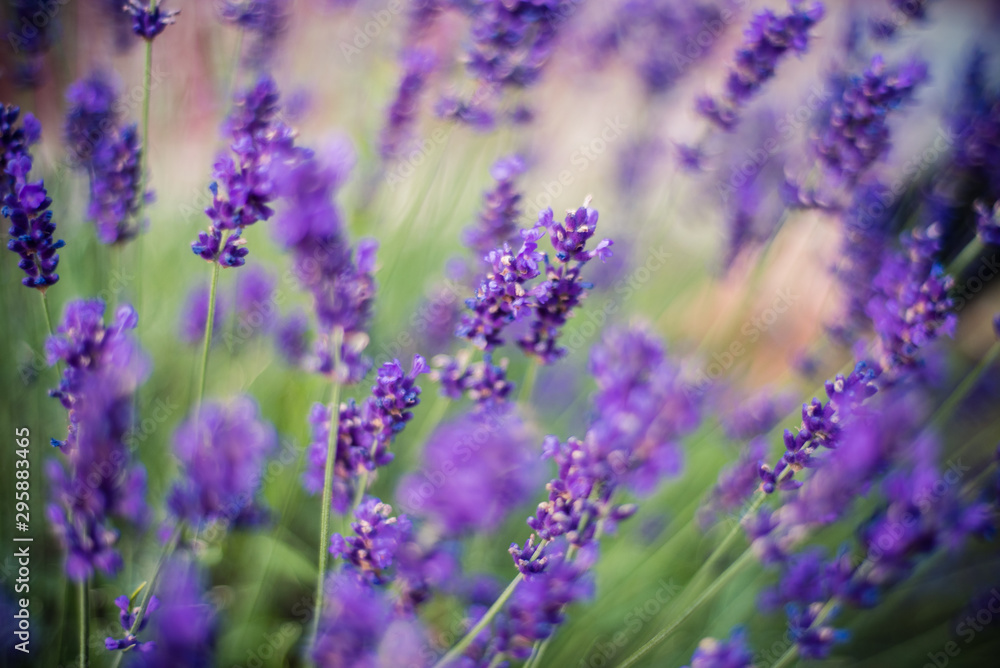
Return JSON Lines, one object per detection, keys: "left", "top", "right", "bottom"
{"left": 196, "top": 262, "right": 222, "bottom": 408}
{"left": 616, "top": 549, "right": 756, "bottom": 668}
{"left": 927, "top": 341, "right": 1000, "bottom": 431}
{"left": 135, "top": 32, "right": 154, "bottom": 319}
{"left": 78, "top": 580, "right": 89, "bottom": 668}
{"left": 109, "top": 524, "right": 183, "bottom": 668}
{"left": 770, "top": 598, "right": 837, "bottom": 668}
{"left": 433, "top": 573, "right": 524, "bottom": 668}
{"left": 309, "top": 328, "right": 344, "bottom": 652}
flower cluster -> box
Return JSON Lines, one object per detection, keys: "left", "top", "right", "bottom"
{"left": 518, "top": 203, "right": 614, "bottom": 363}
{"left": 3, "top": 113, "right": 64, "bottom": 289}
{"left": 303, "top": 356, "right": 427, "bottom": 512}
{"left": 399, "top": 409, "right": 540, "bottom": 535}
{"left": 380, "top": 48, "right": 436, "bottom": 161}
{"left": 866, "top": 225, "right": 956, "bottom": 377}
{"left": 46, "top": 300, "right": 149, "bottom": 581}
{"left": 698, "top": 1, "right": 825, "bottom": 130}
{"left": 813, "top": 55, "right": 929, "bottom": 183}
{"left": 218, "top": 0, "right": 288, "bottom": 70}
{"left": 105, "top": 594, "right": 159, "bottom": 652}
{"left": 758, "top": 361, "right": 879, "bottom": 494}
{"left": 167, "top": 396, "right": 277, "bottom": 528}
{"left": 435, "top": 353, "right": 514, "bottom": 406}
{"left": 65, "top": 72, "right": 151, "bottom": 244}
{"left": 192, "top": 77, "right": 291, "bottom": 267}
{"left": 124, "top": 0, "right": 179, "bottom": 40}
{"left": 683, "top": 628, "right": 755, "bottom": 668}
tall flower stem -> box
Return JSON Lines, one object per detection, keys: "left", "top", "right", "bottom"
{"left": 78, "top": 579, "right": 89, "bottom": 668}
{"left": 135, "top": 8, "right": 156, "bottom": 324}
{"left": 108, "top": 524, "right": 184, "bottom": 668}
{"left": 520, "top": 358, "right": 539, "bottom": 403}
{"left": 309, "top": 327, "right": 344, "bottom": 651}
{"left": 196, "top": 262, "right": 222, "bottom": 409}
{"left": 39, "top": 290, "right": 62, "bottom": 374}
{"left": 433, "top": 573, "right": 525, "bottom": 668}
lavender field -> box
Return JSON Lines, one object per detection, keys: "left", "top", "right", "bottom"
{"left": 2, "top": 1, "right": 1000, "bottom": 667}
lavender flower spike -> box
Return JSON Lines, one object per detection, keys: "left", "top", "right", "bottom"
{"left": 380, "top": 48, "right": 435, "bottom": 161}
{"left": 698, "top": 1, "right": 825, "bottom": 130}
{"left": 125, "top": 0, "right": 179, "bottom": 40}
{"left": 519, "top": 200, "right": 613, "bottom": 364}
{"left": 2, "top": 112, "right": 63, "bottom": 289}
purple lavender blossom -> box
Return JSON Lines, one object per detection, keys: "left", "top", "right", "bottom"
{"left": 273, "top": 139, "right": 379, "bottom": 381}
{"left": 787, "top": 603, "right": 846, "bottom": 659}
{"left": 219, "top": 0, "right": 289, "bottom": 70}
{"left": 975, "top": 200, "right": 1000, "bottom": 245}
{"left": 65, "top": 72, "right": 152, "bottom": 244}
{"left": 64, "top": 71, "right": 119, "bottom": 167}
{"left": 6, "top": 1, "right": 59, "bottom": 86}
{"left": 1, "top": 104, "right": 41, "bottom": 197}
{"left": 125, "top": 0, "right": 179, "bottom": 40}
{"left": 192, "top": 77, "right": 290, "bottom": 267}
{"left": 126, "top": 557, "right": 217, "bottom": 667}
{"left": 433, "top": 353, "right": 514, "bottom": 406}
{"left": 499, "top": 543, "right": 596, "bottom": 660}
{"left": 331, "top": 497, "right": 412, "bottom": 582}
{"left": 458, "top": 223, "right": 546, "bottom": 350}
{"left": 813, "top": 55, "right": 928, "bottom": 182}
{"left": 586, "top": 325, "right": 701, "bottom": 494}
{"left": 683, "top": 628, "right": 755, "bottom": 668}
{"left": 397, "top": 410, "right": 540, "bottom": 535}
{"left": 311, "top": 572, "right": 428, "bottom": 665}
{"left": 463, "top": 154, "right": 526, "bottom": 256}
{"left": 3, "top": 131, "right": 64, "bottom": 289}
{"left": 700, "top": 436, "right": 769, "bottom": 527}
{"left": 167, "top": 396, "right": 277, "bottom": 528}
{"left": 698, "top": 1, "right": 825, "bottom": 130}
{"left": 105, "top": 595, "right": 159, "bottom": 652}
{"left": 589, "top": 1, "right": 726, "bottom": 97}
{"left": 380, "top": 48, "right": 436, "bottom": 161}
{"left": 46, "top": 300, "right": 149, "bottom": 581}
{"left": 758, "top": 361, "right": 879, "bottom": 494}
{"left": 866, "top": 225, "right": 956, "bottom": 377}
{"left": 303, "top": 356, "right": 427, "bottom": 512}
{"left": 518, "top": 203, "right": 613, "bottom": 363}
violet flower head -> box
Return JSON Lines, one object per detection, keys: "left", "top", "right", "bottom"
{"left": 127, "top": 557, "right": 217, "bottom": 668}
{"left": 193, "top": 76, "right": 290, "bottom": 266}
{"left": 330, "top": 497, "right": 412, "bottom": 583}
{"left": 65, "top": 72, "right": 152, "bottom": 244}
{"left": 434, "top": 353, "right": 514, "bottom": 406}
{"left": 125, "top": 0, "right": 179, "bottom": 40}
{"left": 168, "top": 396, "right": 277, "bottom": 528}
{"left": 975, "top": 200, "right": 1000, "bottom": 246}
{"left": 462, "top": 0, "right": 574, "bottom": 91}
{"left": 380, "top": 48, "right": 436, "bottom": 161}
{"left": 499, "top": 544, "right": 596, "bottom": 660}
{"left": 683, "top": 627, "right": 755, "bottom": 668}
{"left": 463, "top": 154, "right": 526, "bottom": 256}
{"left": 585, "top": 325, "right": 701, "bottom": 494}
{"left": 518, "top": 202, "right": 614, "bottom": 364}
{"left": 311, "top": 572, "right": 428, "bottom": 666}
{"left": 698, "top": 1, "right": 825, "bottom": 129}
{"left": 105, "top": 594, "right": 159, "bottom": 652}
{"left": 219, "top": 0, "right": 289, "bottom": 70}
{"left": 3, "top": 132, "right": 64, "bottom": 290}
{"left": 787, "top": 603, "right": 846, "bottom": 660}
{"left": 866, "top": 225, "right": 956, "bottom": 377}
{"left": 458, "top": 223, "right": 546, "bottom": 350}
{"left": 814, "top": 55, "right": 929, "bottom": 182}
{"left": 398, "top": 410, "right": 540, "bottom": 535}
{"left": 64, "top": 71, "right": 119, "bottom": 167}
{"left": 758, "top": 360, "right": 879, "bottom": 495}
{"left": 46, "top": 300, "right": 149, "bottom": 581}
{"left": 1, "top": 104, "right": 41, "bottom": 197}
{"left": 700, "top": 436, "right": 769, "bottom": 527}
{"left": 303, "top": 356, "right": 427, "bottom": 512}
